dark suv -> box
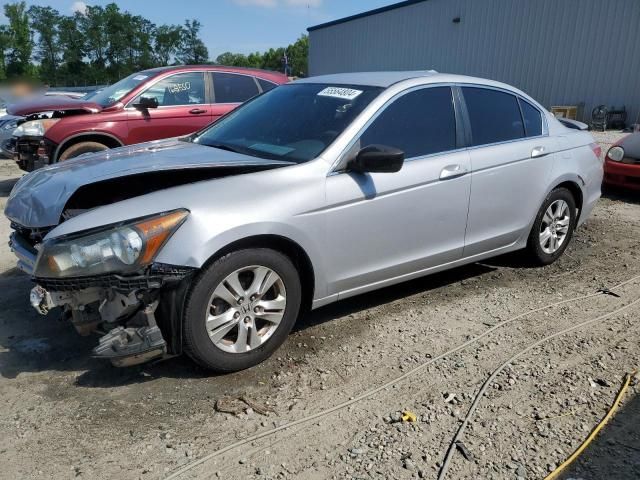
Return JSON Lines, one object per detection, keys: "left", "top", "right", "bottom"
{"left": 9, "top": 65, "right": 289, "bottom": 171}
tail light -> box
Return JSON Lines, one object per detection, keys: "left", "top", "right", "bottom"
{"left": 589, "top": 142, "right": 602, "bottom": 160}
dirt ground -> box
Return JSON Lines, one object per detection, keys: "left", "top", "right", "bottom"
{"left": 1, "top": 133, "right": 639, "bottom": 480}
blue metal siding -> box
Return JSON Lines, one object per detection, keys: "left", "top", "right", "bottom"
{"left": 309, "top": 0, "right": 640, "bottom": 123}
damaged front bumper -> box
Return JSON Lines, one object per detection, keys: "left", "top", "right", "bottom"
{"left": 11, "top": 232, "right": 195, "bottom": 366}
{"left": 13, "top": 135, "right": 56, "bottom": 172}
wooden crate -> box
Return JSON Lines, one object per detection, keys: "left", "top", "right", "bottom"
{"left": 550, "top": 106, "right": 578, "bottom": 120}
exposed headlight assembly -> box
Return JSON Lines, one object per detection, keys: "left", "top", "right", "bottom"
{"left": 607, "top": 146, "right": 625, "bottom": 162}
{"left": 13, "top": 118, "right": 60, "bottom": 137}
{"left": 35, "top": 210, "right": 189, "bottom": 278}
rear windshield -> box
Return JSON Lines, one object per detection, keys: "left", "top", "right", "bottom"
{"left": 87, "top": 72, "right": 153, "bottom": 107}
{"left": 192, "top": 83, "right": 383, "bottom": 163}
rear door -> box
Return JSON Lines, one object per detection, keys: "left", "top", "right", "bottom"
{"left": 461, "top": 86, "right": 556, "bottom": 256}
{"left": 210, "top": 72, "right": 262, "bottom": 121}
{"left": 127, "top": 71, "right": 211, "bottom": 144}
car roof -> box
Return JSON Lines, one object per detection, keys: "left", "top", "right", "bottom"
{"left": 294, "top": 70, "right": 523, "bottom": 92}
{"left": 139, "top": 65, "right": 288, "bottom": 82}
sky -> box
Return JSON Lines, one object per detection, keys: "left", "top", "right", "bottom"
{"left": 4, "top": 0, "right": 399, "bottom": 59}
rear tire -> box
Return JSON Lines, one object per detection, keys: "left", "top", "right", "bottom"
{"left": 525, "top": 187, "right": 577, "bottom": 266}
{"left": 58, "top": 141, "right": 109, "bottom": 161}
{"left": 183, "top": 248, "right": 302, "bottom": 372}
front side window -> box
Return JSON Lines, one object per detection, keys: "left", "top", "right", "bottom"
{"left": 213, "top": 73, "right": 260, "bottom": 103}
{"left": 462, "top": 87, "right": 524, "bottom": 146}
{"left": 193, "top": 83, "right": 383, "bottom": 163}
{"left": 359, "top": 86, "right": 457, "bottom": 158}
{"left": 519, "top": 98, "right": 543, "bottom": 137}
{"left": 135, "top": 72, "right": 206, "bottom": 107}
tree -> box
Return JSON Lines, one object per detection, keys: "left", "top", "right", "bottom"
{"left": 28, "top": 5, "right": 61, "bottom": 82}
{"left": 178, "top": 20, "right": 208, "bottom": 64}
{"left": 4, "top": 1, "right": 33, "bottom": 77}
{"left": 154, "top": 25, "right": 183, "bottom": 65}
{"left": 58, "top": 13, "right": 86, "bottom": 85}
{"left": 287, "top": 34, "right": 308, "bottom": 77}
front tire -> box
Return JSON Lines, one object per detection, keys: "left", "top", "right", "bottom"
{"left": 525, "top": 187, "right": 577, "bottom": 265}
{"left": 59, "top": 141, "right": 109, "bottom": 161}
{"left": 183, "top": 249, "right": 302, "bottom": 372}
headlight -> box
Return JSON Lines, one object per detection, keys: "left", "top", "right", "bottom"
{"left": 34, "top": 210, "right": 189, "bottom": 278}
{"left": 13, "top": 118, "right": 60, "bottom": 137}
{"left": 607, "top": 146, "right": 625, "bottom": 162}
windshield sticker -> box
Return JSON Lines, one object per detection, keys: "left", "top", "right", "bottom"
{"left": 132, "top": 75, "right": 148, "bottom": 81}
{"left": 249, "top": 143, "right": 295, "bottom": 156}
{"left": 317, "top": 87, "right": 363, "bottom": 101}
{"left": 168, "top": 82, "right": 191, "bottom": 93}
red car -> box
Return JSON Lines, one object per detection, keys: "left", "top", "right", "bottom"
{"left": 604, "top": 132, "right": 640, "bottom": 190}
{"left": 9, "top": 65, "right": 289, "bottom": 171}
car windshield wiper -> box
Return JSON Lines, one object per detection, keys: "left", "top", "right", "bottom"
{"left": 203, "top": 142, "right": 248, "bottom": 154}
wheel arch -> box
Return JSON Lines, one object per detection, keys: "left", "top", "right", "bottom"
{"left": 201, "top": 234, "right": 316, "bottom": 314}
{"left": 550, "top": 179, "right": 584, "bottom": 218}
{"left": 54, "top": 132, "right": 125, "bottom": 161}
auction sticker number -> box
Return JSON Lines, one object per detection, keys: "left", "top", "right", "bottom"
{"left": 169, "top": 82, "right": 191, "bottom": 94}
{"left": 317, "top": 87, "right": 363, "bottom": 101}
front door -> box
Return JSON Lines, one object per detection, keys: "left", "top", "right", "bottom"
{"left": 127, "top": 71, "right": 212, "bottom": 144}
{"left": 322, "top": 86, "right": 471, "bottom": 297}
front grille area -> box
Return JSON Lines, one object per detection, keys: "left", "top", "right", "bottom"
{"left": 35, "top": 274, "right": 164, "bottom": 292}
{"left": 35, "top": 264, "right": 196, "bottom": 292}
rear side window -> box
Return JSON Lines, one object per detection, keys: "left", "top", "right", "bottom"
{"left": 360, "top": 86, "right": 457, "bottom": 158}
{"left": 462, "top": 87, "right": 524, "bottom": 146}
{"left": 519, "top": 98, "right": 543, "bottom": 137}
{"left": 257, "top": 78, "right": 278, "bottom": 93}
{"left": 213, "top": 72, "right": 260, "bottom": 103}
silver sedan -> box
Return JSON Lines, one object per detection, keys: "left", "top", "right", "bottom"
{"left": 5, "top": 71, "right": 603, "bottom": 371}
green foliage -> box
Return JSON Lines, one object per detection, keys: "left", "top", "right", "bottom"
{"left": 215, "top": 34, "right": 309, "bottom": 78}
{"left": 0, "top": 2, "right": 308, "bottom": 86}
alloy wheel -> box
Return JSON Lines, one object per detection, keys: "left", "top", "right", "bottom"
{"left": 539, "top": 199, "right": 571, "bottom": 254}
{"left": 205, "top": 265, "right": 287, "bottom": 353}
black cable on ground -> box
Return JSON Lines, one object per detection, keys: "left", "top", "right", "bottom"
{"left": 166, "top": 274, "right": 640, "bottom": 480}
{"left": 437, "top": 296, "right": 640, "bottom": 480}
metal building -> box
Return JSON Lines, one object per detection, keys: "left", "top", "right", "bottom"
{"left": 308, "top": 0, "right": 640, "bottom": 124}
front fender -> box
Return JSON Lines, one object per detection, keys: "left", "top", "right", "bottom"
{"left": 156, "top": 217, "right": 328, "bottom": 300}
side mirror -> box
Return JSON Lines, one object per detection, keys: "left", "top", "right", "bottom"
{"left": 349, "top": 144, "right": 404, "bottom": 174}
{"left": 133, "top": 96, "right": 159, "bottom": 111}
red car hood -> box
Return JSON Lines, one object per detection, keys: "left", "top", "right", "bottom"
{"left": 7, "top": 97, "right": 103, "bottom": 116}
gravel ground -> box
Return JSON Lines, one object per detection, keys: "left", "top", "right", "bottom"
{"left": 0, "top": 133, "right": 639, "bottom": 480}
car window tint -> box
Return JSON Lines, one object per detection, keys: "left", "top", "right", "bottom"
{"left": 519, "top": 98, "right": 543, "bottom": 137}
{"left": 138, "top": 72, "right": 206, "bottom": 107}
{"left": 359, "top": 86, "right": 456, "bottom": 158}
{"left": 213, "top": 73, "right": 260, "bottom": 103}
{"left": 257, "top": 78, "right": 278, "bottom": 93}
{"left": 462, "top": 87, "right": 525, "bottom": 146}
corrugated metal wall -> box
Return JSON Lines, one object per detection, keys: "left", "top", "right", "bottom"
{"left": 309, "top": 0, "right": 640, "bottom": 123}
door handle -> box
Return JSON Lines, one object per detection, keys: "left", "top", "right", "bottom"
{"left": 531, "top": 146, "right": 548, "bottom": 158}
{"left": 440, "top": 164, "right": 468, "bottom": 180}
{"left": 189, "top": 108, "right": 207, "bottom": 114}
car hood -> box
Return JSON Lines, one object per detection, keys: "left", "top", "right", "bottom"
{"left": 5, "top": 138, "right": 294, "bottom": 228}
{"left": 619, "top": 132, "right": 640, "bottom": 159}
{"left": 7, "top": 97, "right": 103, "bottom": 116}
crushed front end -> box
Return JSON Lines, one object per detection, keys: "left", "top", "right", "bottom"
{"left": 9, "top": 210, "right": 195, "bottom": 367}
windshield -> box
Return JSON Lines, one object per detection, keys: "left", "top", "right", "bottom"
{"left": 87, "top": 71, "right": 153, "bottom": 107}
{"left": 192, "top": 83, "right": 383, "bottom": 163}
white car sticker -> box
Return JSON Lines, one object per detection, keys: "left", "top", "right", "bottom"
{"left": 133, "top": 75, "right": 148, "bottom": 81}
{"left": 317, "top": 87, "right": 363, "bottom": 101}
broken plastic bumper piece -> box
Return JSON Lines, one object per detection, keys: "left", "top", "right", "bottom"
{"left": 92, "top": 325, "right": 167, "bottom": 367}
